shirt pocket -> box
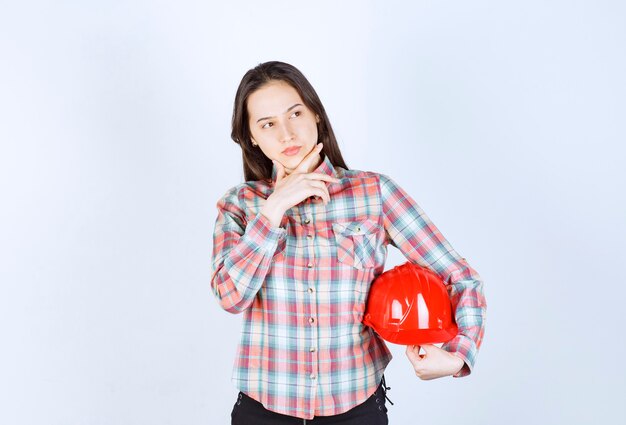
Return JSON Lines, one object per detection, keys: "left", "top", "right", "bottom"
{"left": 332, "top": 219, "right": 381, "bottom": 270}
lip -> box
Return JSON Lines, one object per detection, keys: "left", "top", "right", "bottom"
{"left": 282, "top": 146, "right": 301, "bottom": 156}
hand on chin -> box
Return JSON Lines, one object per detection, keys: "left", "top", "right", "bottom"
{"left": 283, "top": 152, "right": 319, "bottom": 175}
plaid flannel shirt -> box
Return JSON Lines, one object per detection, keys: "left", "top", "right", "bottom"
{"left": 210, "top": 154, "right": 487, "bottom": 419}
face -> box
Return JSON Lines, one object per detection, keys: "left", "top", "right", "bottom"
{"left": 247, "top": 80, "right": 321, "bottom": 174}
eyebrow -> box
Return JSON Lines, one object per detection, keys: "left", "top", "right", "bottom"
{"left": 256, "top": 103, "right": 303, "bottom": 123}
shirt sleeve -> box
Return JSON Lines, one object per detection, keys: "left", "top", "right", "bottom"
{"left": 379, "top": 174, "right": 487, "bottom": 377}
{"left": 210, "top": 185, "right": 287, "bottom": 314}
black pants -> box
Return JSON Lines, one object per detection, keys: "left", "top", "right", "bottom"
{"left": 231, "top": 380, "right": 389, "bottom": 424}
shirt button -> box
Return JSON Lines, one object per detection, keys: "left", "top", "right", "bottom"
{"left": 308, "top": 317, "right": 315, "bottom": 324}
{"left": 306, "top": 234, "right": 313, "bottom": 240}
{"left": 309, "top": 347, "right": 316, "bottom": 352}
{"left": 304, "top": 218, "right": 311, "bottom": 224}
{"left": 310, "top": 373, "right": 316, "bottom": 380}
{"left": 308, "top": 287, "right": 314, "bottom": 293}
{"left": 307, "top": 262, "right": 313, "bottom": 268}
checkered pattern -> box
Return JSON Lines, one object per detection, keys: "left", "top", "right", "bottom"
{"left": 210, "top": 155, "right": 487, "bottom": 419}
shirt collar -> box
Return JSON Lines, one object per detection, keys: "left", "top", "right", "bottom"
{"left": 271, "top": 153, "right": 337, "bottom": 184}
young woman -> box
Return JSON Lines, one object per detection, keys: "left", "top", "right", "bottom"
{"left": 210, "top": 61, "right": 487, "bottom": 424}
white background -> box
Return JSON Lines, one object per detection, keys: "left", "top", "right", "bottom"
{"left": 1, "top": 1, "right": 625, "bottom": 424}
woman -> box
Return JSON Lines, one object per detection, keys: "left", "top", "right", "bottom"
{"left": 210, "top": 61, "right": 487, "bottom": 424}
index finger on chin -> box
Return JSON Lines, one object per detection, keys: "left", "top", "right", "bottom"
{"left": 294, "top": 143, "right": 323, "bottom": 172}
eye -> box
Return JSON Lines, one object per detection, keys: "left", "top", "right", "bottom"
{"left": 261, "top": 122, "right": 273, "bottom": 129}
{"left": 291, "top": 111, "right": 301, "bottom": 118}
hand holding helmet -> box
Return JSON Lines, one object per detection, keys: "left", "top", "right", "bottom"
{"left": 363, "top": 261, "right": 466, "bottom": 379}
{"left": 405, "top": 344, "right": 465, "bottom": 380}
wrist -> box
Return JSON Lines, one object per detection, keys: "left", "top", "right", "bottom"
{"left": 450, "top": 353, "right": 465, "bottom": 375}
{"left": 261, "top": 196, "right": 286, "bottom": 228}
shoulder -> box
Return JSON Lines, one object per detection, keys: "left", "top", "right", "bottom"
{"left": 337, "top": 165, "right": 379, "bottom": 181}
{"left": 338, "top": 166, "right": 396, "bottom": 189}
{"left": 339, "top": 167, "right": 410, "bottom": 206}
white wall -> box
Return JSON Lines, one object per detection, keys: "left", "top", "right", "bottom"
{"left": 1, "top": 1, "right": 624, "bottom": 424}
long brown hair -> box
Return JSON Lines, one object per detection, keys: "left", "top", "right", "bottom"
{"left": 231, "top": 61, "right": 349, "bottom": 182}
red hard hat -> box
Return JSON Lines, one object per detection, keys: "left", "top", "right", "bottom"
{"left": 363, "top": 262, "right": 458, "bottom": 345}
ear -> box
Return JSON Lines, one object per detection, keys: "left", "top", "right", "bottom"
{"left": 315, "top": 114, "right": 320, "bottom": 123}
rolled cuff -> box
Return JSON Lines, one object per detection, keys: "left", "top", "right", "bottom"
{"left": 441, "top": 333, "right": 478, "bottom": 378}
{"left": 244, "top": 212, "right": 287, "bottom": 256}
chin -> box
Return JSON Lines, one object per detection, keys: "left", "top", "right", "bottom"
{"left": 282, "top": 154, "right": 303, "bottom": 165}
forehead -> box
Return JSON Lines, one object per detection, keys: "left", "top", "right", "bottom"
{"left": 247, "top": 81, "right": 304, "bottom": 119}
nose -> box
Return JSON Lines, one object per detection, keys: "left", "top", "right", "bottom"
{"left": 278, "top": 121, "right": 295, "bottom": 143}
